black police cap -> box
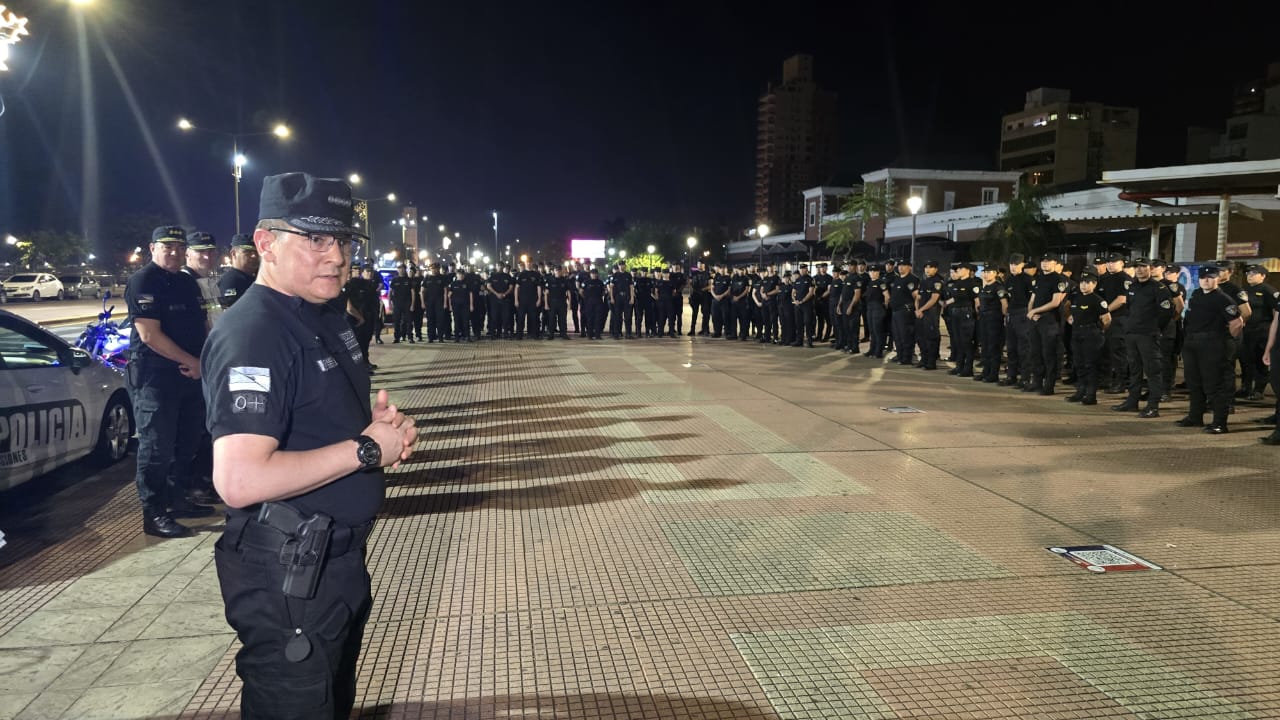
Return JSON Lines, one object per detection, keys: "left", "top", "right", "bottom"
{"left": 924, "top": 260, "right": 939, "bottom": 268}
{"left": 1105, "top": 252, "right": 1125, "bottom": 262}
{"left": 258, "top": 172, "right": 367, "bottom": 239}
{"left": 186, "top": 231, "right": 216, "bottom": 250}
{"left": 152, "top": 225, "right": 187, "bottom": 243}
{"left": 230, "top": 233, "right": 255, "bottom": 249}
{"left": 1199, "top": 265, "right": 1221, "bottom": 278}
{"left": 1130, "top": 257, "right": 1151, "bottom": 267}
{"left": 1246, "top": 264, "right": 1269, "bottom": 275}
{"left": 1078, "top": 270, "right": 1100, "bottom": 281}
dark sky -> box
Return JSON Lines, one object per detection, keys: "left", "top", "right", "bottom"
{"left": 0, "top": 0, "right": 1274, "bottom": 261}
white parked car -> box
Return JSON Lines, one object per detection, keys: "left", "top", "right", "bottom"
{"left": 2, "top": 273, "right": 65, "bottom": 302}
{"left": 0, "top": 310, "right": 133, "bottom": 492}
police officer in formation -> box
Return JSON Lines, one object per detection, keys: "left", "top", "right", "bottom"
{"left": 945, "top": 263, "right": 980, "bottom": 377}
{"left": 388, "top": 264, "right": 414, "bottom": 343}
{"left": 791, "top": 264, "right": 816, "bottom": 347}
{"left": 341, "top": 262, "right": 381, "bottom": 371}
{"left": 1177, "top": 264, "right": 1245, "bottom": 433}
{"left": 125, "top": 226, "right": 214, "bottom": 538}
{"left": 914, "top": 260, "right": 945, "bottom": 370}
{"left": 1065, "top": 269, "right": 1109, "bottom": 404}
{"left": 580, "top": 267, "right": 606, "bottom": 339}
{"left": 218, "top": 234, "right": 259, "bottom": 309}
{"left": 688, "top": 263, "right": 712, "bottom": 336}
{"left": 1110, "top": 258, "right": 1171, "bottom": 418}
{"left": 888, "top": 260, "right": 919, "bottom": 364}
{"left": 1242, "top": 264, "right": 1279, "bottom": 401}
{"left": 544, "top": 266, "right": 572, "bottom": 339}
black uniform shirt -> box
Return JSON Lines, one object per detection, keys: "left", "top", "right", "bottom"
{"left": 608, "top": 271, "right": 633, "bottom": 298}
{"left": 670, "top": 272, "right": 686, "bottom": 292}
{"left": 829, "top": 276, "right": 845, "bottom": 306}
{"left": 581, "top": 277, "right": 605, "bottom": 303}
{"left": 793, "top": 275, "right": 815, "bottom": 304}
{"left": 545, "top": 276, "right": 569, "bottom": 305}
{"left": 730, "top": 274, "right": 749, "bottom": 299}
{"left": 813, "top": 272, "right": 833, "bottom": 300}
{"left": 1185, "top": 288, "right": 1240, "bottom": 337}
{"left": 1031, "top": 271, "right": 1068, "bottom": 314}
{"left": 126, "top": 262, "right": 208, "bottom": 370}
{"left": 202, "top": 284, "right": 382, "bottom": 526}
{"left": 1007, "top": 273, "right": 1033, "bottom": 311}
{"left": 421, "top": 273, "right": 446, "bottom": 305}
{"left": 838, "top": 275, "right": 857, "bottom": 306}
{"left": 1125, "top": 278, "right": 1173, "bottom": 334}
{"left": 217, "top": 267, "right": 256, "bottom": 309}
{"left": 1069, "top": 291, "right": 1110, "bottom": 327}
{"left": 1099, "top": 271, "right": 1129, "bottom": 316}
{"left": 342, "top": 276, "right": 378, "bottom": 318}
{"left": 690, "top": 270, "right": 708, "bottom": 291}
{"left": 1246, "top": 283, "right": 1280, "bottom": 328}
{"left": 978, "top": 281, "right": 1008, "bottom": 315}
{"left": 779, "top": 281, "right": 794, "bottom": 305}
{"left": 389, "top": 275, "right": 412, "bottom": 304}
{"left": 515, "top": 270, "right": 541, "bottom": 298}
{"left": 944, "top": 278, "right": 960, "bottom": 306}
{"left": 760, "top": 274, "right": 780, "bottom": 299}
{"left": 448, "top": 278, "right": 470, "bottom": 304}
{"left": 888, "top": 273, "right": 918, "bottom": 310}
{"left": 656, "top": 278, "right": 675, "bottom": 301}
{"left": 864, "top": 276, "right": 888, "bottom": 305}
{"left": 712, "top": 273, "right": 730, "bottom": 296}
{"left": 572, "top": 270, "right": 590, "bottom": 293}
{"left": 634, "top": 275, "right": 652, "bottom": 300}
{"left": 1218, "top": 280, "right": 1249, "bottom": 309}
{"left": 917, "top": 275, "right": 944, "bottom": 311}
{"left": 488, "top": 271, "right": 513, "bottom": 296}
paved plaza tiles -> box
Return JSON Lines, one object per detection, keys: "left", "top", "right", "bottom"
{"left": 2, "top": 331, "right": 1279, "bottom": 719}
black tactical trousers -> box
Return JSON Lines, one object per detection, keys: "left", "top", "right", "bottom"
{"left": 1242, "top": 327, "right": 1270, "bottom": 393}
{"left": 215, "top": 516, "right": 372, "bottom": 720}
{"left": 1071, "top": 324, "right": 1105, "bottom": 396}
{"left": 867, "top": 304, "right": 887, "bottom": 356}
{"left": 1125, "top": 332, "right": 1163, "bottom": 407}
{"left": 979, "top": 313, "right": 1003, "bottom": 379}
{"left": 891, "top": 307, "right": 915, "bottom": 362}
{"left": 1005, "top": 311, "right": 1029, "bottom": 382}
{"left": 1107, "top": 314, "right": 1130, "bottom": 388}
{"left": 917, "top": 307, "right": 942, "bottom": 367}
{"left": 450, "top": 302, "right": 470, "bottom": 339}
{"left": 1028, "top": 315, "right": 1061, "bottom": 389}
{"left": 488, "top": 300, "right": 512, "bottom": 337}
{"left": 1184, "top": 331, "right": 1231, "bottom": 425}
{"left": 734, "top": 299, "right": 752, "bottom": 340}
{"left": 516, "top": 298, "right": 540, "bottom": 338}
{"left": 952, "top": 310, "right": 976, "bottom": 372}
{"left": 127, "top": 364, "right": 204, "bottom": 514}
{"left": 778, "top": 302, "right": 795, "bottom": 345}
{"left": 547, "top": 302, "right": 568, "bottom": 337}
{"left": 424, "top": 301, "right": 444, "bottom": 341}
{"left": 794, "top": 301, "right": 815, "bottom": 344}
{"left": 391, "top": 303, "right": 412, "bottom": 341}
{"left": 712, "top": 298, "right": 729, "bottom": 336}
{"left": 609, "top": 296, "right": 632, "bottom": 338}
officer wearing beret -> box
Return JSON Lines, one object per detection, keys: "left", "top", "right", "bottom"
{"left": 1176, "top": 265, "right": 1244, "bottom": 434}
{"left": 126, "top": 226, "right": 215, "bottom": 538}
{"left": 218, "top": 234, "right": 260, "bottom": 310}
{"left": 203, "top": 173, "right": 417, "bottom": 719}
{"left": 1242, "top": 264, "right": 1279, "bottom": 400}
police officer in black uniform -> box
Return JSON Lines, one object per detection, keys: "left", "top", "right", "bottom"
{"left": 634, "top": 267, "right": 655, "bottom": 337}
{"left": 607, "top": 262, "right": 634, "bottom": 339}
{"left": 913, "top": 261, "right": 945, "bottom": 370}
{"left": 758, "top": 265, "right": 781, "bottom": 344}
{"left": 126, "top": 225, "right": 215, "bottom": 538}
{"left": 421, "top": 264, "right": 446, "bottom": 342}
{"left": 1242, "top": 264, "right": 1279, "bottom": 400}
{"left": 1026, "top": 254, "right": 1068, "bottom": 395}
{"left": 976, "top": 263, "right": 1008, "bottom": 382}
{"left": 710, "top": 266, "right": 731, "bottom": 338}
{"left": 1112, "top": 258, "right": 1171, "bottom": 418}
{"left": 1001, "top": 254, "right": 1031, "bottom": 387}
{"left": 792, "top": 265, "right": 816, "bottom": 347}
{"left": 688, "top": 263, "right": 710, "bottom": 336}
{"left": 947, "top": 263, "right": 980, "bottom": 376}
{"left": 581, "top": 268, "right": 606, "bottom": 339}
{"left": 203, "top": 173, "right": 416, "bottom": 720}
{"left": 889, "top": 260, "right": 919, "bottom": 364}
{"left": 1099, "top": 253, "right": 1130, "bottom": 392}
{"left": 840, "top": 261, "right": 865, "bottom": 354}
{"left": 1065, "top": 269, "right": 1109, "bottom": 404}
{"left": 342, "top": 262, "right": 380, "bottom": 370}
{"left": 388, "top": 264, "right": 413, "bottom": 343}
{"left": 1176, "top": 265, "right": 1245, "bottom": 434}
{"left": 218, "top": 233, "right": 260, "bottom": 309}
{"left": 670, "top": 263, "right": 687, "bottom": 335}
{"left": 512, "top": 262, "right": 539, "bottom": 339}
{"left": 777, "top": 271, "right": 795, "bottom": 345}
{"left": 863, "top": 264, "right": 890, "bottom": 358}
{"left": 729, "top": 267, "right": 752, "bottom": 341}
{"left": 407, "top": 265, "right": 425, "bottom": 341}
{"left": 485, "top": 263, "right": 514, "bottom": 339}
{"left": 1153, "top": 260, "right": 1185, "bottom": 403}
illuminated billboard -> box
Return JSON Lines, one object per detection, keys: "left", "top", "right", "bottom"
{"left": 570, "top": 238, "right": 606, "bottom": 259}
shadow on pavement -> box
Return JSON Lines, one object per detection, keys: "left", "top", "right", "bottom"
{"left": 389, "top": 453, "right": 707, "bottom": 487}
{"left": 405, "top": 433, "right": 700, "bottom": 465}
{"left": 425, "top": 414, "right": 698, "bottom": 441}
{"left": 382, "top": 474, "right": 744, "bottom": 515}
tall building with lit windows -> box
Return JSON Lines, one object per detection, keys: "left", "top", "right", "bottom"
{"left": 998, "top": 88, "right": 1138, "bottom": 189}
{"left": 755, "top": 54, "right": 837, "bottom": 230}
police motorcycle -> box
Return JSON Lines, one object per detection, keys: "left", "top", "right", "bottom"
{"left": 75, "top": 291, "right": 131, "bottom": 372}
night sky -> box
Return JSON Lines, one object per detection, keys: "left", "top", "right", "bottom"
{"left": 0, "top": 0, "right": 1274, "bottom": 262}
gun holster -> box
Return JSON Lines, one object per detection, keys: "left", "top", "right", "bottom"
{"left": 257, "top": 502, "right": 334, "bottom": 599}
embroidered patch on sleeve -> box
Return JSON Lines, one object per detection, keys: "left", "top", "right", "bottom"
{"left": 228, "top": 366, "right": 271, "bottom": 392}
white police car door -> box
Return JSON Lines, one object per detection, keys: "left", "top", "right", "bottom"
{"left": 0, "top": 315, "right": 94, "bottom": 488}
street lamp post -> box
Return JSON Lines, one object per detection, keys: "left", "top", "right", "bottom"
{"left": 906, "top": 196, "right": 923, "bottom": 266}
{"left": 686, "top": 236, "right": 697, "bottom": 267}
{"left": 492, "top": 211, "right": 499, "bottom": 262}
{"left": 756, "top": 223, "right": 770, "bottom": 267}
{"left": 177, "top": 118, "right": 291, "bottom": 234}
{"left": 646, "top": 244, "right": 656, "bottom": 270}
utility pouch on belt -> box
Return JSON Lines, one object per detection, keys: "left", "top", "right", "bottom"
{"left": 257, "top": 502, "right": 333, "bottom": 599}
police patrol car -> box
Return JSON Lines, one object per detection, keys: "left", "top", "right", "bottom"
{"left": 0, "top": 309, "right": 133, "bottom": 491}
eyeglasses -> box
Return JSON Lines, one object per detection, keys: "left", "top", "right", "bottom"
{"left": 273, "top": 227, "right": 363, "bottom": 253}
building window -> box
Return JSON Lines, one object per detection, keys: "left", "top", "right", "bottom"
{"left": 981, "top": 187, "right": 998, "bottom": 205}
{"left": 808, "top": 202, "right": 816, "bottom": 227}
{"left": 908, "top": 185, "right": 927, "bottom": 211}
{"left": 943, "top": 191, "right": 955, "bottom": 211}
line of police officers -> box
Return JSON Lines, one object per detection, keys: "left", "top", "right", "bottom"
{"left": 124, "top": 229, "right": 259, "bottom": 538}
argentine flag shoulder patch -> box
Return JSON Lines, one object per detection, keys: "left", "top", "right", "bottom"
{"left": 229, "top": 366, "right": 271, "bottom": 393}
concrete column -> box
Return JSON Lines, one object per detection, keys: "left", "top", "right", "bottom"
{"left": 1215, "top": 194, "right": 1230, "bottom": 260}
{"left": 1149, "top": 221, "right": 1160, "bottom": 259}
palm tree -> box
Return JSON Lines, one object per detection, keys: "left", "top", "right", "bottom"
{"left": 971, "top": 181, "right": 1064, "bottom": 262}
{"left": 822, "top": 184, "right": 889, "bottom": 261}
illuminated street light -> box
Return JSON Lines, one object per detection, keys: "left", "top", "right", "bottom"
{"left": 177, "top": 117, "right": 293, "bottom": 233}
{"left": 4, "top": 234, "right": 17, "bottom": 245}
{"left": 348, "top": 173, "right": 361, "bottom": 185}
{"left": 387, "top": 193, "right": 397, "bottom": 202}
{"left": 756, "top": 223, "right": 770, "bottom": 265}
{"left": 906, "top": 196, "right": 923, "bottom": 265}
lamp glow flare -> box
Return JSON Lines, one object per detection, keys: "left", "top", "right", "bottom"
{"left": 0, "top": 5, "right": 31, "bottom": 72}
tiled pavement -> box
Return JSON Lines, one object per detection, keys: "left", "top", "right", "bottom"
{"left": 2, "top": 327, "right": 1279, "bottom": 719}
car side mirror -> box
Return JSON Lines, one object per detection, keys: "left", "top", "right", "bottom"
{"left": 68, "top": 347, "right": 93, "bottom": 372}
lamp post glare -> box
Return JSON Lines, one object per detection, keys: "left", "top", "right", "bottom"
{"left": 4, "top": 234, "right": 17, "bottom": 245}
{"left": 906, "top": 196, "right": 923, "bottom": 266}
{"left": 386, "top": 193, "right": 396, "bottom": 202}
{"left": 348, "top": 173, "right": 361, "bottom": 185}
{"left": 272, "top": 124, "right": 291, "bottom": 139}
{"left": 756, "top": 223, "right": 770, "bottom": 265}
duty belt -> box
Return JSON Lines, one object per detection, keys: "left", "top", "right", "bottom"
{"left": 228, "top": 512, "right": 373, "bottom": 559}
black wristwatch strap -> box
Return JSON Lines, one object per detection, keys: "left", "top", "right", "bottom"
{"left": 354, "top": 434, "right": 380, "bottom": 469}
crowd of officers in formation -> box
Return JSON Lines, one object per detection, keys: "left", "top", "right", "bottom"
{"left": 342, "top": 252, "right": 1280, "bottom": 443}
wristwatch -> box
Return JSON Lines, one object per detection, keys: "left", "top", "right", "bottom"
{"left": 353, "top": 435, "right": 381, "bottom": 469}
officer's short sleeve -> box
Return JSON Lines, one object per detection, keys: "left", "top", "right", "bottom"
{"left": 201, "top": 315, "right": 295, "bottom": 443}
{"left": 125, "top": 269, "right": 164, "bottom": 321}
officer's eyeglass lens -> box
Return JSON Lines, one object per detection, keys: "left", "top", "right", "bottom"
{"left": 275, "top": 228, "right": 363, "bottom": 253}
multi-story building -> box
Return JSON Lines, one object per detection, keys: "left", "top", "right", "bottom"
{"left": 754, "top": 54, "right": 837, "bottom": 231}
{"left": 998, "top": 88, "right": 1138, "bottom": 189}
{"left": 1186, "top": 62, "right": 1280, "bottom": 163}
{"left": 853, "top": 168, "right": 1023, "bottom": 248}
